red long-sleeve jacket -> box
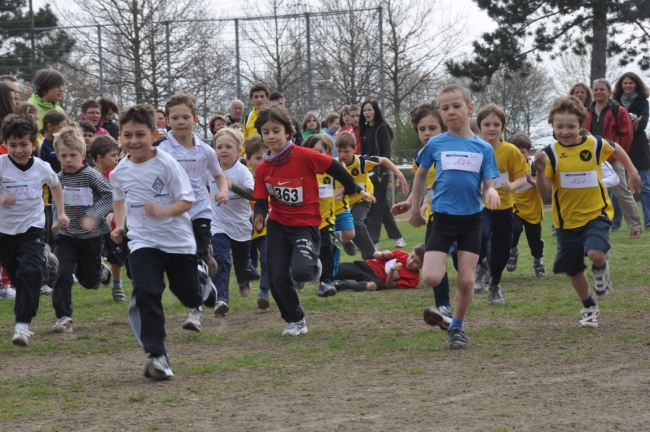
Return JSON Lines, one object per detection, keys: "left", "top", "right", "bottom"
{"left": 586, "top": 101, "right": 633, "bottom": 162}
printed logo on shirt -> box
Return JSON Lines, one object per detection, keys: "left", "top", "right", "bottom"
{"left": 351, "top": 168, "right": 359, "bottom": 176}
{"left": 323, "top": 177, "right": 331, "bottom": 184}
{"left": 559, "top": 152, "right": 567, "bottom": 158}
{"left": 152, "top": 177, "right": 164, "bottom": 193}
{"left": 580, "top": 150, "right": 592, "bottom": 162}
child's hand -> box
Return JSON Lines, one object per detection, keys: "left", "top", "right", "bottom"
{"left": 253, "top": 214, "right": 266, "bottom": 232}
{"left": 58, "top": 213, "right": 70, "bottom": 229}
{"left": 81, "top": 216, "right": 97, "bottom": 231}
{"left": 214, "top": 191, "right": 229, "bottom": 206}
{"left": 420, "top": 202, "right": 428, "bottom": 219}
{"left": 360, "top": 190, "right": 376, "bottom": 203}
{"left": 398, "top": 174, "right": 410, "bottom": 194}
{"left": 392, "top": 263, "right": 403, "bottom": 272}
{"left": 51, "top": 220, "right": 59, "bottom": 234}
{"left": 111, "top": 227, "right": 125, "bottom": 244}
{"left": 484, "top": 187, "right": 501, "bottom": 209}
{"left": 391, "top": 200, "right": 410, "bottom": 215}
{"left": 409, "top": 208, "right": 427, "bottom": 228}
{"left": 0, "top": 195, "right": 16, "bottom": 206}
{"left": 628, "top": 173, "right": 642, "bottom": 194}
{"left": 106, "top": 213, "right": 114, "bottom": 225}
{"left": 533, "top": 152, "right": 547, "bottom": 173}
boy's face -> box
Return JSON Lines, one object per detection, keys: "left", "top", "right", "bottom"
{"left": 214, "top": 134, "right": 240, "bottom": 169}
{"left": 120, "top": 120, "right": 156, "bottom": 162}
{"left": 167, "top": 104, "right": 198, "bottom": 138}
{"left": 57, "top": 145, "right": 85, "bottom": 174}
{"left": 98, "top": 148, "right": 119, "bottom": 169}
{"left": 6, "top": 135, "right": 35, "bottom": 166}
{"left": 519, "top": 148, "right": 531, "bottom": 159}
{"left": 43, "top": 85, "right": 64, "bottom": 103}
{"left": 260, "top": 120, "right": 290, "bottom": 154}
{"left": 155, "top": 112, "right": 167, "bottom": 129}
{"left": 439, "top": 90, "right": 474, "bottom": 132}
{"left": 416, "top": 114, "right": 443, "bottom": 146}
{"left": 337, "top": 146, "right": 355, "bottom": 164}
{"left": 84, "top": 107, "right": 102, "bottom": 126}
{"left": 246, "top": 148, "right": 265, "bottom": 175}
{"left": 406, "top": 252, "right": 423, "bottom": 271}
{"left": 349, "top": 109, "right": 360, "bottom": 127}
{"left": 251, "top": 91, "right": 268, "bottom": 109}
{"left": 83, "top": 131, "right": 95, "bottom": 147}
{"left": 552, "top": 112, "right": 582, "bottom": 146}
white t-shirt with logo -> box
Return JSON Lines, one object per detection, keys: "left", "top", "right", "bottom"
{"left": 0, "top": 156, "right": 59, "bottom": 235}
{"left": 157, "top": 132, "right": 223, "bottom": 221}
{"left": 110, "top": 149, "right": 196, "bottom": 255}
{"left": 207, "top": 161, "right": 254, "bottom": 242}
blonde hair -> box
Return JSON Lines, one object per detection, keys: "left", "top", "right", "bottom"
{"left": 303, "top": 134, "right": 334, "bottom": 155}
{"left": 438, "top": 84, "right": 472, "bottom": 105}
{"left": 53, "top": 126, "right": 86, "bottom": 155}
{"left": 213, "top": 127, "right": 244, "bottom": 149}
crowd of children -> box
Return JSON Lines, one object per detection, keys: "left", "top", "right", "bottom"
{"left": 0, "top": 68, "right": 643, "bottom": 378}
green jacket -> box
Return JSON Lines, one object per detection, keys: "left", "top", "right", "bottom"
{"left": 27, "top": 93, "right": 66, "bottom": 130}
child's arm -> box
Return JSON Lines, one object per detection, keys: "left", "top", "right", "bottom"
{"left": 110, "top": 199, "right": 125, "bottom": 244}
{"left": 230, "top": 181, "right": 254, "bottom": 200}
{"left": 408, "top": 165, "right": 428, "bottom": 227}
{"left": 373, "top": 250, "right": 393, "bottom": 259}
{"left": 612, "top": 143, "right": 642, "bottom": 194}
{"left": 384, "top": 262, "right": 403, "bottom": 289}
{"left": 525, "top": 172, "right": 537, "bottom": 188}
{"left": 482, "top": 179, "right": 500, "bottom": 209}
{"left": 81, "top": 174, "right": 114, "bottom": 231}
{"left": 213, "top": 173, "right": 229, "bottom": 205}
{"left": 144, "top": 200, "right": 192, "bottom": 218}
{"left": 378, "top": 156, "right": 409, "bottom": 194}
{"left": 533, "top": 152, "right": 552, "bottom": 196}
{"left": 501, "top": 174, "right": 527, "bottom": 192}
{"left": 50, "top": 183, "right": 70, "bottom": 230}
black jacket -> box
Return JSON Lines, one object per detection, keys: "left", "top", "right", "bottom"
{"left": 360, "top": 123, "right": 392, "bottom": 176}
{"left": 615, "top": 94, "right": 650, "bottom": 170}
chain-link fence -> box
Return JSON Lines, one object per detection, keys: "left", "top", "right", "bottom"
{"left": 1, "top": 8, "right": 386, "bottom": 139}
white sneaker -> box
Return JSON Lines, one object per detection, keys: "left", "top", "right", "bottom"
{"left": 52, "top": 316, "right": 73, "bottom": 333}
{"left": 474, "top": 266, "right": 489, "bottom": 293}
{"left": 182, "top": 308, "right": 202, "bottom": 332}
{"left": 238, "top": 281, "right": 251, "bottom": 298}
{"left": 40, "top": 285, "right": 53, "bottom": 296}
{"left": 282, "top": 318, "right": 308, "bottom": 336}
{"left": 143, "top": 355, "right": 174, "bottom": 380}
{"left": 0, "top": 286, "right": 16, "bottom": 299}
{"left": 12, "top": 328, "right": 34, "bottom": 346}
{"left": 592, "top": 262, "right": 612, "bottom": 299}
{"left": 213, "top": 301, "right": 229, "bottom": 317}
{"left": 579, "top": 305, "right": 599, "bottom": 328}
{"left": 394, "top": 237, "right": 406, "bottom": 248}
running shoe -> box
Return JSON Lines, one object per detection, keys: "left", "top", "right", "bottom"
{"left": 182, "top": 307, "right": 202, "bottom": 332}
{"left": 257, "top": 292, "right": 270, "bottom": 310}
{"left": 423, "top": 306, "right": 451, "bottom": 330}
{"left": 282, "top": 318, "right": 308, "bottom": 336}
{"left": 11, "top": 328, "right": 34, "bottom": 346}
{"left": 52, "top": 316, "right": 73, "bottom": 333}
{"left": 579, "top": 305, "right": 599, "bottom": 328}
{"left": 394, "top": 237, "right": 406, "bottom": 248}
{"left": 506, "top": 251, "right": 519, "bottom": 272}
{"left": 316, "top": 282, "right": 337, "bottom": 297}
{"left": 213, "top": 301, "right": 229, "bottom": 317}
{"left": 447, "top": 327, "right": 468, "bottom": 349}
{"left": 487, "top": 285, "right": 505, "bottom": 305}
{"left": 592, "top": 262, "right": 612, "bottom": 299}
{"left": 143, "top": 355, "right": 174, "bottom": 380}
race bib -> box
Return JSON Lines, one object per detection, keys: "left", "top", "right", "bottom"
{"left": 440, "top": 151, "right": 483, "bottom": 173}
{"left": 127, "top": 203, "right": 173, "bottom": 228}
{"left": 265, "top": 177, "right": 304, "bottom": 206}
{"left": 319, "top": 183, "right": 334, "bottom": 199}
{"left": 425, "top": 188, "right": 434, "bottom": 201}
{"left": 516, "top": 182, "right": 533, "bottom": 193}
{"left": 384, "top": 259, "right": 401, "bottom": 280}
{"left": 177, "top": 158, "right": 206, "bottom": 178}
{"left": 560, "top": 171, "right": 598, "bottom": 189}
{"left": 63, "top": 186, "right": 94, "bottom": 206}
{"left": 493, "top": 172, "right": 509, "bottom": 189}
{"left": 2, "top": 182, "right": 40, "bottom": 201}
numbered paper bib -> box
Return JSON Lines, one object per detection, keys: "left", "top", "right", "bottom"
{"left": 440, "top": 151, "right": 483, "bottom": 173}
{"left": 319, "top": 183, "right": 334, "bottom": 199}
{"left": 127, "top": 203, "right": 173, "bottom": 228}
{"left": 384, "top": 258, "right": 401, "bottom": 280}
{"left": 265, "top": 177, "right": 304, "bottom": 206}
{"left": 493, "top": 172, "right": 509, "bottom": 189}
{"left": 516, "top": 182, "right": 533, "bottom": 193}
{"left": 177, "top": 158, "right": 206, "bottom": 178}
{"left": 63, "top": 187, "right": 94, "bottom": 206}
{"left": 2, "top": 182, "right": 40, "bottom": 201}
{"left": 560, "top": 171, "right": 598, "bottom": 189}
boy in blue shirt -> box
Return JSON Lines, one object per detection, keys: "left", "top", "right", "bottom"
{"left": 409, "top": 84, "right": 500, "bottom": 349}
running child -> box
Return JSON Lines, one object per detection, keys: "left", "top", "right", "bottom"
{"left": 0, "top": 114, "right": 69, "bottom": 346}
{"left": 534, "top": 96, "right": 641, "bottom": 328}
{"left": 332, "top": 244, "right": 424, "bottom": 292}
{"left": 89, "top": 134, "right": 126, "bottom": 301}
{"left": 252, "top": 103, "right": 360, "bottom": 336}
{"left": 409, "top": 84, "right": 500, "bottom": 349}
{"left": 50, "top": 127, "right": 113, "bottom": 333}
{"left": 110, "top": 104, "right": 214, "bottom": 379}
{"left": 507, "top": 132, "right": 546, "bottom": 277}
{"left": 245, "top": 135, "right": 271, "bottom": 309}
{"left": 474, "top": 104, "right": 528, "bottom": 305}
{"left": 208, "top": 127, "right": 260, "bottom": 317}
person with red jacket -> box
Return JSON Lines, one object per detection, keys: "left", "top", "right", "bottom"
{"left": 586, "top": 78, "right": 642, "bottom": 238}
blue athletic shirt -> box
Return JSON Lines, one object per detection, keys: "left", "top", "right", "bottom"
{"left": 415, "top": 132, "right": 498, "bottom": 216}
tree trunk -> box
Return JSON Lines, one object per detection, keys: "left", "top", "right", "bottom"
{"left": 590, "top": 1, "right": 607, "bottom": 83}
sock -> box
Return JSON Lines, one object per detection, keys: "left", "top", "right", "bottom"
{"left": 533, "top": 258, "right": 541, "bottom": 265}
{"left": 480, "top": 261, "right": 490, "bottom": 271}
{"left": 345, "top": 281, "right": 368, "bottom": 292}
{"left": 260, "top": 288, "right": 269, "bottom": 296}
{"left": 450, "top": 316, "right": 464, "bottom": 329}
{"left": 113, "top": 280, "right": 122, "bottom": 288}
{"left": 581, "top": 295, "right": 597, "bottom": 309}
{"left": 15, "top": 322, "right": 28, "bottom": 331}
{"left": 592, "top": 262, "right": 606, "bottom": 271}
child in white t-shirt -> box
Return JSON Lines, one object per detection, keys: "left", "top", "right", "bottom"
{"left": 0, "top": 114, "right": 69, "bottom": 346}
{"left": 110, "top": 104, "right": 213, "bottom": 380}
{"left": 208, "top": 128, "right": 260, "bottom": 317}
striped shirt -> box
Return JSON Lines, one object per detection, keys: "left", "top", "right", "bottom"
{"left": 53, "top": 165, "right": 113, "bottom": 238}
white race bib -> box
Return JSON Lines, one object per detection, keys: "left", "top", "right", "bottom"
{"left": 63, "top": 186, "right": 94, "bottom": 206}
{"left": 127, "top": 203, "right": 173, "bottom": 228}
{"left": 493, "top": 172, "right": 510, "bottom": 189}
{"left": 2, "top": 182, "right": 40, "bottom": 201}
{"left": 516, "top": 182, "right": 533, "bottom": 193}
{"left": 560, "top": 171, "right": 599, "bottom": 189}
{"left": 265, "top": 177, "right": 304, "bottom": 206}
{"left": 440, "top": 151, "right": 483, "bottom": 173}
{"left": 319, "top": 183, "right": 334, "bottom": 199}
{"left": 177, "top": 158, "right": 206, "bottom": 178}
{"left": 384, "top": 259, "right": 400, "bottom": 280}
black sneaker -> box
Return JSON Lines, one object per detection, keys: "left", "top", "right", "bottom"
{"left": 101, "top": 262, "right": 112, "bottom": 286}
{"left": 506, "top": 251, "right": 518, "bottom": 272}
{"left": 533, "top": 263, "right": 547, "bottom": 277}
{"left": 448, "top": 327, "right": 468, "bottom": 349}
{"left": 331, "top": 281, "right": 348, "bottom": 292}
{"left": 317, "top": 282, "right": 337, "bottom": 297}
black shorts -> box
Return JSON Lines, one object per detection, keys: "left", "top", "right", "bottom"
{"left": 192, "top": 218, "right": 212, "bottom": 262}
{"left": 553, "top": 217, "right": 611, "bottom": 277}
{"left": 102, "top": 232, "right": 125, "bottom": 267}
{"left": 425, "top": 212, "right": 482, "bottom": 255}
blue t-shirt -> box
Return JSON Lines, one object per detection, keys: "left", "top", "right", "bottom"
{"left": 415, "top": 132, "right": 498, "bottom": 216}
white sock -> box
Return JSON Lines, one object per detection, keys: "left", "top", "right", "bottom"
{"left": 15, "top": 322, "right": 28, "bottom": 331}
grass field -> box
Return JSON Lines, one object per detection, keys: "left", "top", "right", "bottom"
{"left": 1, "top": 211, "right": 650, "bottom": 431}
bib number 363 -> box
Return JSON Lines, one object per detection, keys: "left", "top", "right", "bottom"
{"left": 266, "top": 177, "right": 304, "bottom": 206}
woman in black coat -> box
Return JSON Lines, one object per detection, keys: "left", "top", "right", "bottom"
{"left": 613, "top": 72, "right": 650, "bottom": 229}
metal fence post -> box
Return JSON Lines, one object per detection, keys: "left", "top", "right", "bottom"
{"left": 165, "top": 21, "right": 172, "bottom": 97}
{"left": 235, "top": 19, "right": 241, "bottom": 101}
{"left": 29, "top": 0, "right": 36, "bottom": 79}
{"left": 98, "top": 25, "right": 104, "bottom": 96}
{"left": 378, "top": 6, "right": 385, "bottom": 112}
{"left": 306, "top": 12, "right": 313, "bottom": 111}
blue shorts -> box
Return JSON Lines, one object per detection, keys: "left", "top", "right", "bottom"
{"left": 335, "top": 209, "right": 354, "bottom": 232}
{"left": 553, "top": 217, "right": 611, "bottom": 277}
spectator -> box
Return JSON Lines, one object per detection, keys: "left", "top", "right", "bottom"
{"left": 208, "top": 114, "right": 227, "bottom": 136}
{"left": 0, "top": 83, "right": 16, "bottom": 125}
{"left": 243, "top": 83, "right": 269, "bottom": 138}
{"left": 27, "top": 69, "right": 65, "bottom": 130}
{"left": 225, "top": 99, "right": 244, "bottom": 125}
{"left": 80, "top": 100, "right": 109, "bottom": 136}
{"left": 0, "top": 75, "right": 20, "bottom": 106}
{"left": 569, "top": 82, "right": 594, "bottom": 108}
{"left": 98, "top": 97, "right": 120, "bottom": 139}
{"left": 269, "top": 91, "right": 302, "bottom": 145}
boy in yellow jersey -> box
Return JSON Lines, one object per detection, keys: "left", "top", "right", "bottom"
{"left": 507, "top": 133, "right": 546, "bottom": 277}
{"left": 244, "top": 136, "right": 271, "bottom": 309}
{"left": 336, "top": 132, "right": 406, "bottom": 259}
{"left": 474, "top": 104, "right": 528, "bottom": 305}
{"left": 535, "top": 96, "right": 641, "bottom": 328}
